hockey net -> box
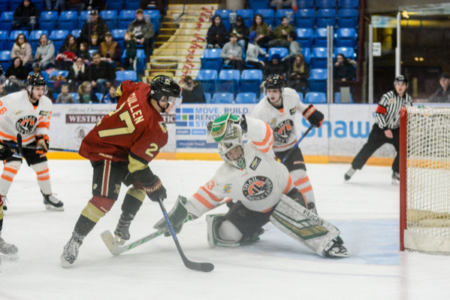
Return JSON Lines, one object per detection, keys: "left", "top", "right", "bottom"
{"left": 400, "top": 107, "right": 450, "bottom": 254}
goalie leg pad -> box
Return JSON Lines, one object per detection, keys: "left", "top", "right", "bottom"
{"left": 206, "top": 214, "right": 241, "bottom": 248}
{"left": 270, "top": 195, "right": 340, "bottom": 257}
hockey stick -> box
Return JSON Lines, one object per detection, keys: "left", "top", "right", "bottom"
{"left": 281, "top": 124, "right": 314, "bottom": 164}
{"left": 3, "top": 141, "right": 79, "bottom": 153}
{"left": 16, "top": 134, "right": 23, "bottom": 157}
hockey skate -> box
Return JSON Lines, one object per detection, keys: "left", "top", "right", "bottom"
{"left": 323, "top": 237, "right": 349, "bottom": 258}
{"left": 1, "top": 195, "right": 8, "bottom": 211}
{"left": 42, "top": 192, "right": 64, "bottom": 211}
{"left": 113, "top": 213, "right": 133, "bottom": 246}
{"left": 344, "top": 167, "right": 356, "bottom": 181}
{"left": 60, "top": 233, "right": 83, "bottom": 268}
{"left": 0, "top": 236, "right": 19, "bottom": 260}
{"left": 392, "top": 172, "right": 400, "bottom": 185}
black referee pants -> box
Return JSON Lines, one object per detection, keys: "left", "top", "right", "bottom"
{"left": 351, "top": 124, "right": 400, "bottom": 173}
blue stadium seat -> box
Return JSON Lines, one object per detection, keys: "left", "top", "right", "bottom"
{"left": 116, "top": 71, "right": 138, "bottom": 85}
{"left": 0, "top": 12, "right": 14, "bottom": 31}
{"left": 249, "top": 0, "right": 269, "bottom": 10}
{"left": 335, "top": 28, "right": 357, "bottom": 48}
{"left": 49, "top": 70, "right": 69, "bottom": 78}
{"left": 301, "top": 48, "right": 311, "bottom": 64}
{"left": 297, "top": 92, "right": 304, "bottom": 102}
{"left": 100, "top": 11, "right": 118, "bottom": 30}
{"left": 204, "top": 93, "right": 212, "bottom": 103}
{"left": 34, "top": 1, "right": 44, "bottom": 13}
{"left": 268, "top": 48, "right": 289, "bottom": 61}
{"left": 314, "top": 28, "right": 328, "bottom": 47}
{"left": 214, "top": 10, "right": 233, "bottom": 31}
{"left": 212, "top": 93, "right": 234, "bottom": 104}
{"left": 112, "top": 29, "right": 126, "bottom": 49}
{"left": 59, "top": 11, "right": 78, "bottom": 30}
{"left": 0, "top": 0, "right": 8, "bottom": 12}
{"left": 49, "top": 30, "right": 69, "bottom": 53}
{"left": 28, "top": 71, "right": 49, "bottom": 82}
{"left": 143, "top": 10, "right": 161, "bottom": 32}
{"left": 256, "top": 9, "right": 275, "bottom": 27}
{"left": 96, "top": 93, "right": 104, "bottom": 101}
{"left": 296, "top": 28, "right": 313, "bottom": 49}
{"left": 305, "top": 92, "right": 327, "bottom": 103}
{"left": 311, "top": 47, "right": 328, "bottom": 69}
{"left": 338, "top": 0, "right": 359, "bottom": 8}
{"left": 315, "top": 0, "right": 336, "bottom": 8}
{"left": 70, "top": 93, "right": 80, "bottom": 103}
{"left": 9, "top": 30, "right": 28, "bottom": 49}
{"left": 39, "top": 11, "right": 58, "bottom": 31}
{"left": 71, "top": 30, "right": 81, "bottom": 38}
{"left": 119, "top": 10, "right": 136, "bottom": 30}
{"left": 29, "top": 30, "right": 49, "bottom": 53}
{"left": 10, "top": 0, "right": 22, "bottom": 12}
{"left": 334, "top": 92, "right": 354, "bottom": 103}
{"left": 218, "top": 70, "right": 240, "bottom": 95}
{"left": 295, "top": 9, "right": 315, "bottom": 28}
{"left": 107, "top": 0, "right": 124, "bottom": 11}
{"left": 0, "top": 30, "right": 8, "bottom": 51}
{"left": 240, "top": 70, "right": 262, "bottom": 96}
{"left": 236, "top": 93, "right": 257, "bottom": 104}
{"left": 120, "top": 49, "right": 146, "bottom": 72}
{"left": 88, "top": 49, "right": 97, "bottom": 58}
{"left": 308, "top": 69, "right": 327, "bottom": 93}
{"left": 201, "top": 49, "right": 223, "bottom": 71}
{"left": 53, "top": 93, "right": 59, "bottom": 100}
{"left": 337, "top": 9, "right": 359, "bottom": 28}
{"left": 78, "top": 11, "right": 90, "bottom": 29}
{"left": 0, "top": 50, "right": 12, "bottom": 70}
{"left": 197, "top": 69, "right": 218, "bottom": 94}
{"left": 236, "top": 9, "right": 254, "bottom": 28}
{"left": 317, "top": 9, "right": 337, "bottom": 28}
{"left": 334, "top": 47, "right": 355, "bottom": 60}
{"left": 297, "top": 0, "right": 315, "bottom": 8}
{"left": 125, "top": 0, "right": 140, "bottom": 10}
{"left": 275, "top": 9, "right": 295, "bottom": 26}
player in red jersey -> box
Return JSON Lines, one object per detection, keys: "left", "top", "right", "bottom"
{"left": 60, "top": 76, "right": 182, "bottom": 267}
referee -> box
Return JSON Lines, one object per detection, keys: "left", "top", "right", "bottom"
{"left": 345, "top": 75, "right": 413, "bottom": 184}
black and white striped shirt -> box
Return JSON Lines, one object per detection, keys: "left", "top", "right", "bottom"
{"left": 375, "top": 91, "right": 413, "bottom": 130}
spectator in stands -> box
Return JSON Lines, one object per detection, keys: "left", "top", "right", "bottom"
{"left": 80, "top": 10, "right": 110, "bottom": 48}
{"left": 128, "top": 9, "right": 155, "bottom": 60}
{"left": 220, "top": 33, "right": 245, "bottom": 71}
{"left": 56, "top": 34, "right": 78, "bottom": 70}
{"left": 288, "top": 53, "right": 309, "bottom": 92}
{"left": 5, "top": 57, "right": 29, "bottom": 81}
{"left": 64, "top": 0, "right": 85, "bottom": 13}
{"left": 85, "top": 0, "right": 107, "bottom": 11}
{"left": 45, "top": 0, "right": 63, "bottom": 11}
{"left": 229, "top": 15, "right": 249, "bottom": 51}
{"left": 78, "top": 42, "right": 92, "bottom": 64}
{"left": 250, "top": 14, "right": 270, "bottom": 48}
{"left": 334, "top": 53, "right": 356, "bottom": 81}
{"left": 56, "top": 84, "right": 75, "bottom": 103}
{"left": 45, "top": 87, "right": 56, "bottom": 103}
{"left": 102, "top": 85, "right": 118, "bottom": 103}
{"left": 268, "top": 17, "right": 295, "bottom": 48}
{"left": 429, "top": 73, "right": 450, "bottom": 103}
{"left": 78, "top": 81, "right": 99, "bottom": 104}
{"left": 270, "top": 0, "right": 298, "bottom": 13}
{"left": 0, "top": 85, "right": 6, "bottom": 97}
{"left": 282, "top": 31, "right": 301, "bottom": 65}
{"left": 140, "top": 0, "right": 165, "bottom": 17}
{"left": 181, "top": 76, "right": 206, "bottom": 104}
{"left": 207, "top": 15, "right": 228, "bottom": 49}
{"left": 12, "top": 0, "right": 40, "bottom": 31}
{"left": 264, "top": 54, "right": 286, "bottom": 79}
{"left": 33, "top": 34, "right": 55, "bottom": 70}
{"left": 89, "top": 52, "right": 115, "bottom": 95}
{"left": 123, "top": 32, "right": 137, "bottom": 71}
{"left": 245, "top": 31, "right": 268, "bottom": 70}
{"left": 11, "top": 34, "right": 33, "bottom": 70}
{"left": 68, "top": 57, "right": 90, "bottom": 92}
{"left": 99, "top": 32, "right": 121, "bottom": 68}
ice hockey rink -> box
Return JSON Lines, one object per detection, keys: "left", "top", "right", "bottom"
{"left": 1, "top": 159, "right": 450, "bottom": 300}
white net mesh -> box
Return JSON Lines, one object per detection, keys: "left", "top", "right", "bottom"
{"left": 405, "top": 107, "right": 450, "bottom": 254}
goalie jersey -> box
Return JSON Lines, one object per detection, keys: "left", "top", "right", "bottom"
{"left": 185, "top": 117, "right": 295, "bottom": 217}
{"left": 0, "top": 90, "right": 52, "bottom": 146}
{"left": 252, "top": 88, "right": 308, "bottom": 152}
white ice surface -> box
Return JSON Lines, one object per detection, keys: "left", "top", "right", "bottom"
{"left": 1, "top": 160, "right": 450, "bottom": 300}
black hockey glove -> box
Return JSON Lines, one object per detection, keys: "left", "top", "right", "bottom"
{"left": 0, "top": 141, "right": 13, "bottom": 160}
{"left": 303, "top": 104, "right": 324, "bottom": 128}
{"left": 134, "top": 175, "right": 167, "bottom": 202}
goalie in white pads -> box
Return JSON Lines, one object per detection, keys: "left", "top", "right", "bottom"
{"left": 252, "top": 74, "right": 324, "bottom": 214}
{"left": 154, "top": 113, "right": 348, "bottom": 258}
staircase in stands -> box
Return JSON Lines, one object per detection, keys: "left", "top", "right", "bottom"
{"left": 143, "top": 3, "right": 218, "bottom": 85}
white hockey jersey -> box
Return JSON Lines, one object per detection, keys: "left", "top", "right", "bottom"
{"left": 0, "top": 91, "right": 52, "bottom": 146}
{"left": 252, "top": 88, "right": 308, "bottom": 152}
{"left": 185, "top": 117, "right": 295, "bottom": 217}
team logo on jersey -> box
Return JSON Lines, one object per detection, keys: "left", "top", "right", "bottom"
{"left": 15, "top": 115, "right": 38, "bottom": 135}
{"left": 249, "top": 157, "right": 262, "bottom": 171}
{"left": 242, "top": 176, "right": 273, "bottom": 201}
{"left": 273, "top": 119, "right": 294, "bottom": 143}
{"left": 159, "top": 121, "right": 167, "bottom": 133}
{"left": 165, "top": 79, "right": 171, "bottom": 85}
{"left": 39, "top": 111, "right": 49, "bottom": 116}
{"left": 289, "top": 107, "right": 298, "bottom": 115}
{"left": 270, "top": 118, "right": 276, "bottom": 127}
{"left": 15, "top": 110, "right": 22, "bottom": 115}
{"left": 223, "top": 184, "right": 232, "bottom": 193}
{"left": 93, "top": 184, "right": 98, "bottom": 190}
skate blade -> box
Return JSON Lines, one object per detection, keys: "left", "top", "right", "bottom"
{"left": 60, "top": 254, "right": 74, "bottom": 268}
{"left": 0, "top": 254, "right": 19, "bottom": 261}
{"left": 392, "top": 179, "right": 399, "bottom": 185}
{"left": 46, "top": 205, "right": 64, "bottom": 211}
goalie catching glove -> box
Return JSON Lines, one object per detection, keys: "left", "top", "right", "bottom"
{"left": 153, "top": 195, "right": 197, "bottom": 236}
{"left": 303, "top": 104, "right": 324, "bottom": 128}
{"left": 35, "top": 135, "right": 49, "bottom": 155}
{"left": 207, "top": 112, "right": 247, "bottom": 143}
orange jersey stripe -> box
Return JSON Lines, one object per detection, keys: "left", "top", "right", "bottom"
{"left": 193, "top": 193, "right": 215, "bottom": 209}
{"left": 37, "top": 122, "right": 50, "bottom": 129}
{"left": 283, "top": 175, "right": 293, "bottom": 194}
{"left": 37, "top": 175, "right": 50, "bottom": 181}
{"left": 200, "top": 186, "right": 223, "bottom": 202}
{"left": 253, "top": 123, "right": 272, "bottom": 147}
{"left": 294, "top": 176, "right": 310, "bottom": 187}
{"left": 263, "top": 206, "right": 274, "bottom": 213}
{"left": 0, "top": 130, "right": 35, "bottom": 143}
{"left": 1, "top": 174, "right": 13, "bottom": 182}
{"left": 299, "top": 185, "right": 313, "bottom": 194}
{"left": 258, "top": 139, "right": 273, "bottom": 154}
{"left": 36, "top": 168, "right": 49, "bottom": 175}
{"left": 3, "top": 167, "right": 18, "bottom": 175}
